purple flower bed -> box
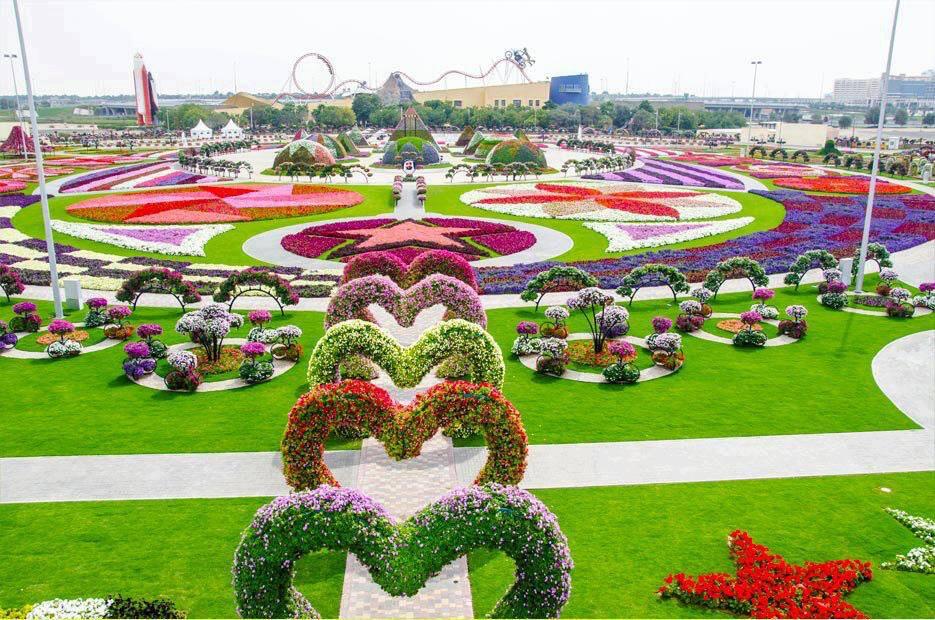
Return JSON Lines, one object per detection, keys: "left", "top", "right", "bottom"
{"left": 59, "top": 161, "right": 158, "bottom": 193}
{"left": 474, "top": 189, "right": 935, "bottom": 293}
{"left": 136, "top": 171, "right": 209, "bottom": 188}
{"left": 0, "top": 193, "right": 42, "bottom": 207}
{"left": 584, "top": 158, "right": 744, "bottom": 189}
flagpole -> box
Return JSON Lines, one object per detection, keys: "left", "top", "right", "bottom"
{"left": 854, "top": 0, "right": 900, "bottom": 293}
{"left": 13, "top": 0, "right": 63, "bottom": 317}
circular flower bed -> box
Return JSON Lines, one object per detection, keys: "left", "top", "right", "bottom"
{"left": 65, "top": 183, "right": 365, "bottom": 223}
{"left": 282, "top": 217, "right": 536, "bottom": 263}
{"left": 715, "top": 319, "right": 764, "bottom": 334}
{"left": 772, "top": 176, "right": 910, "bottom": 194}
{"left": 461, "top": 181, "right": 741, "bottom": 222}
{"left": 35, "top": 329, "right": 89, "bottom": 345}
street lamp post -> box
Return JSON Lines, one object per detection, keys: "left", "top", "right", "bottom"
{"left": 855, "top": 0, "right": 901, "bottom": 293}
{"left": 749, "top": 61, "right": 762, "bottom": 122}
{"left": 3, "top": 53, "right": 28, "bottom": 159}
{"left": 12, "top": 0, "right": 63, "bottom": 318}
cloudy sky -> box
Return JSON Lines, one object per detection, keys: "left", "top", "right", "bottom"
{"left": 1, "top": 0, "right": 932, "bottom": 98}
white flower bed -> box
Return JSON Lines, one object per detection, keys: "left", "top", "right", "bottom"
{"left": 584, "top": 217, "right": 753, "bottom": 252}
{"left": 26, "top": 598, "right": 111, "bottom": 620}
{"left": 882, "top": 508, "right": 935, "bottom": 574}
{"left": 50, "top": 221, "right": 234, "bottom": 256}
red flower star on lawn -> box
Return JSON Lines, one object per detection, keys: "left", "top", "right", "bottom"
{"left": 337, "top": 219, "right": 478, "bottom": 251}
{"left": 658, "top": 530, "right": 873, "bottom": 619}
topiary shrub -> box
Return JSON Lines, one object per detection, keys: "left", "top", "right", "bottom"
{"left": 213, "top": 268, "right": 299, "bottom": 315}
{"left": 341, "top": 250, "right": 477, "bottom": 290}
{"left": 790, "top": 150, "right": 810, "bottom": 162}
{"left": 703, "top": 257, "right": 769, "bottom": 300}
{"left": 115, "top": 267, "right": 201, "bottom": 312}
{"left": 486, "top": 139, "right": 547, "bottom": 168}
{"left": 463, "top": 131, "right": 486, "bottom": 155}
{"left": 783, "top": 249, "right": 838, "bottom": 290}
{"left": 851, "top": 242, "right": 893, "bottom": 277}
{"left": 615, "top": 264, "right": 688, "bottom": 305}
{"left": 0, "top": 263, "right": 25, "bottom": 302}
{"left": 521, "top": 266, "right": 598, "bottom": 311}
{"left": 769, "top": 147, "right": 788, "bottom": 160}
{"left": 273, "top": 139, "right": 336, "bottom": 168}
{"left": 455, "top": 125, "right": 475, "bottom": 147}
{"left": 822, "top": 153, "right": 842, "bottom": 166}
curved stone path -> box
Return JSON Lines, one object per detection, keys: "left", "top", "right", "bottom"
{"left": 516, "top": 333, "right": 681, "bottom": 383}
{"left": 684, "top": 312, "right": 799, "bottom": 347}
{"left": 815, "top": 295, "right": 934, "bottom": 318}
{"left": 130, "top": 339, "right": 298, "bottom": 392}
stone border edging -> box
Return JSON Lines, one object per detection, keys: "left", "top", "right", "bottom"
{"left": 0, "top": 322, "right": 124, "bottom": 360}
{"left": 516, "top": 333, "right": 680, "bottom": 384}
{"left": 814, "top": 294, "right": 933, "bottom": 318}
{"left": 684, "top": 312, "right": 798, "bottom": 347}
{"left": 130, "top": 338, "right": 297, "bottom": 392}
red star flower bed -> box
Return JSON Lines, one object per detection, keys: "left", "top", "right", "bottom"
{"left": 772, "top": 176, "right": 911, "bottom": 194}
{"left": 0, "top": 179, "right": 27, "bottom": 194}
{"left": 281, "top": 216, "right": 536, "bottom": 263}
{"left": 659, "top": 530, "right": 872, "bottom": 618}
{"left": 65, "top": 183, "right": 364, "bottom": 223}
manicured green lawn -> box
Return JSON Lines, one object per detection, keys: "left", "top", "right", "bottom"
{"left": 1, "top": 473, "right": 931, "bottom": 618}
{"left": 0, "top": 497, "right": 345, "bottom": 618}
{"left": 470, "top": 472, "right": 935, "bottom": 618}
{"left": 2, "top": 280, "right": 931, "bottom": 456}
{"left": 11, "top": 185, "right": 396, "bottom": 266}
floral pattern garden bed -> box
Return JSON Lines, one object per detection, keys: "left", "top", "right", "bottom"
{"left": 583, "top": 159, "right": 745, "bottom": 189}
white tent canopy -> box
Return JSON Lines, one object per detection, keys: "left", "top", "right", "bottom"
{"left": 190, "top": 119, "right": 213, "bottom": 139}
{"left": 220, "top": 118, "right": 245, "bottom": 140}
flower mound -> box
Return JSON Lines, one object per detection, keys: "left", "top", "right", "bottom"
{"left": 773, "top": 176, "right": 910, "bottom": 194}
{"left": 65, "top": 184, "right": 364, "bottom": 224}
{"left": 282, "top": 380, "right": 527, "bottom": 489}
{"left": 49, "top": 220, "right": 233, "bottom": 256}
{"left": 325, "top": 274, "right": 486, "bottom": 329}
{"left": 232, "top": 485, "right": 572, "bottom": 619}
{"left": 461, "top": 181, "right": 741, "bottom": 222}
{"left": 281, "top": 217, "right": 535, "bottom": 263}
{"left": 659, "top": 530, "right": 872, "bottom": 618}
{"left": 584, "top": 158, "right": 745, "bottom": 188}
{"left": 307, "top": 319, "right": 505, "bottom": 389}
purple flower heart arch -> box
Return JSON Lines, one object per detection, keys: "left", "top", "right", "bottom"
{"left": 324, "top": 273, "right": 486, "bottom": 329}
{"left": 232, "top": 485, "right": 573, "bottom": 619}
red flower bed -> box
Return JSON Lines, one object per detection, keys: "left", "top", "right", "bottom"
{"left": 773, "top": 176, "right": 911, "bottom": 194}
{"left": 595, "top": 196, "right": 680, "bottom": 219}
{"left": 659, "top": 530, "right": 872, "bottom": 618}
{"left": 533, "top": 183, "right": 601, "bottom": 196}
{"left": 820, "top": 214, "right": 860, "bottom": 227}
{"left": 281, "top": 234, "right": 344, "bottom": 258}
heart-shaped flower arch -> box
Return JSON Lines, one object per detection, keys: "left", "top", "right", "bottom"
{"left": 324, "top": 274, "right": 486, "bottom": 329}
{"left": 232, "top": 485, "right": 573, "bottom": 618}
{"left": 307, "top": 319, "right": 505, "bottom": 388}
{"left": 282, "top": 380, "right": 527, "bottom": 489}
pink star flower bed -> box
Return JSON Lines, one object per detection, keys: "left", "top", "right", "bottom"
{"left": 65, "top": 183, "right": 365, "bottom": 224}
{"left": 281, "top": 216, "right": 536, "bottom": 263}
{"left": 0, "top": 179, "right": 28, "bottom": 194}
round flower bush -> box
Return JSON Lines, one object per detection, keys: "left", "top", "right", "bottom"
{"left": 103, "top": 305, "right": 134, "bottom": 340}
{"left": 676, "top": 300, "right": 706, "bottom": 332}
{"left": 239, "top": 342, "right": 274, "bottom": 384}
{"left": 272, "top": 325, "right": 304, "bottom": 361}
{"left": 164, "top": 350, "right": 202, "bottom": 391}
{"left": 248, "top": 309, "right": 272, "bottom": 327}
{"left": 646, "top": 331, "right": 684, "bottom": 369}
{"left": 778, "top": 305, "right": 809, "bottom": 340}
{"left": 176, "top": 304, "right": 244, "bottom": 362}
{"left": 885, "top": 287, "right": 915, "bottom": 318}
{"left": 516, "top": 321, "right": 539, "bottom": 336}
{"left": 652, "top": 316, "right": 673, "bottom": 334}
{"left": 597, "top": 305, "right": 630, "bottom": 338}
{"left": 0, "top": 319, "right": 18, "bottom": 350}
{"left": 0, "top": 263, "right": 26, "bottom": 303}
{"left": 46, "top": 339, "right": 81, "bottom": 359}
{"left": 751, "top": 288, "right": 779, "bottom": 319}
{"left": 536, "top": 337, "right": 569, "bottom": 376}
{"left": 84, "top": 297, "right": 109, "bottom": 327}
{"left": 231, "top": 484, "right": 572, "bottom": 619}
{"left": 47, "top": 319, "right": 75, "bottom": 338}
{"left": 732, "top": 311, "right": 767, "bottom": 347}
{"left": 10, "top": 301, "right": 42, "bottom": 333}
{"left": 913, "top": 283, "right": 935, "bottom": 310}
{"left": 603, "top": 360, "right": 640, "bottom": 384}
{"left": 122, "top": 341, "right": 156, "bottom": 379}
{"left": 566, "top": 287, "right": 616, "bottom": 354}
{"left": 137, "top": 323, "right": 167, "bottom": 358}
{"left": 541, "top": 306, "right": 570, "bottom": 338}
{"left": 820, "top": 280, "right": 849, "bottom": 310}
{"left": 247, "top": 327, "right": 279, "bottom": 344}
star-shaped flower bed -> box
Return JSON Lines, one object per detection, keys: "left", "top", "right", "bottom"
{"left": 658, "top": 530, "right": 872, "bottom": 618}
{"left": 461, "top": 181, "right": 742, "bottom": 222}
{"left": 281, "top": 217, "right": 536, "bottom": 263}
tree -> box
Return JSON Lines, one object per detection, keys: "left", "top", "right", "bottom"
{"left": 893, "top": 108, "right": 908, "bottom": 125}
{"left": 351, "top": 93, "right": 381, "bottom": 125}
{"left": 924, "top": 112, "right": 935, "bottom": 126}
{"left": 637, "top": 100, "right": 654, "bottom": 113}
{"left": 838, "top": 115, "right": 852, "bottom": 129}
{"left": 781, "top": 109, "right": 801, "bottom": 123}
{"left": 865, "top": 105, "right": 880, "bottom": 124}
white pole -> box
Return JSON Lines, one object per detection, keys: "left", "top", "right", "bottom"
{"left": 4, "top": 54, "right": 28, "bottom": 159}
{"left": 749, "top": 61, "right": 761, "bottom": 122}
{"left": 855, "top": 0, "right": 900, "bottom": 293}
{"left": 13, "top": 0, "right": 63, "bottom": 318}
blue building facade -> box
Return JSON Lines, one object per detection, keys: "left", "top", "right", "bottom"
{"left": 549, "top": 74, "right": 590, "bottom": 106}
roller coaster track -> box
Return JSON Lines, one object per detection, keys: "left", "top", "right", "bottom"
{"left": 391, "top": 57, "right": 534, "bottom": 87}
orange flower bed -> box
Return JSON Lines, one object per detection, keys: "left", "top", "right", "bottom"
{"left": 772, "top": 176, "right": 910, "bottom": 194}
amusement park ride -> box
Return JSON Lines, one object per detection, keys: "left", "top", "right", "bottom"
{"left": 272, "top": 49, "right": 536, "bottom": 104}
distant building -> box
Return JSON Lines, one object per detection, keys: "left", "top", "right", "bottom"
{"left": 410, "top": 75, "right": 589, "bottom": 109}
{"left": 220, "top": 118, "right": 245, "bottom": 140}
{"left": 132, "top": 53, "right": 159, "bottom": 126}
{"left": 190, "top": 119, "right": 213, "bottom": 139}
{"left": 833, "top": 72, "right": 934, "bottom": 106}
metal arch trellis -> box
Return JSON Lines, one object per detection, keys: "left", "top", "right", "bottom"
{"left": 226, "top": 286, "right": 286, "bottom": 316}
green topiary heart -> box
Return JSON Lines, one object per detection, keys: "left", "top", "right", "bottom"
{"left": 307, "top": 319, "right": 505, "bottom": 388}
{"left": 281, "top": 379, "right": 527, "bottom": 489}
{"left": 233, "top": 484, "right": 573, "bottom": 618}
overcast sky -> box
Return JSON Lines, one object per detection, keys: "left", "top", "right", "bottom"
{"left": 1, "top": 0, "right": 933, "bottom": 99}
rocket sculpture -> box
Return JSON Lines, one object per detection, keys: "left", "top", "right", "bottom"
{"left": 132, "top": 53, "right": 159, "bottom": 126}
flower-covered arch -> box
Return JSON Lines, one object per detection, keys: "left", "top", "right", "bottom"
{"left": 115, "top": 267, "right": 201, "bottom": 312}
{"left": 307, "top": 319, "right": 505, "bottom": 388}
{"left": 281, "top": 380, "right": 526, "bottom": 489}
{"left": 521, "top": 266, "right": 599, "bottom": 311}
{"left": 851, "top": 242, "right": 893, "bottom": 277}
{"left": 783, "top": 249, "right": 839, "bottom": 290}
{"left": 213, "top": 268, "right": 299, "bottom": 315}
{"left": 615, "top": 263, "right": 689, "bottom": 305}
{"left": 703, "top": 257, "right": 769, "bottom": 299}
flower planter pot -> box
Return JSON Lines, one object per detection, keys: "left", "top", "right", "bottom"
{"left": 540, "top": 325, "right": 568, "bottom": 339}
{"left": 652, "top": 350, "right": 684, "bottom": 370}
{"left": 271, "top": 343, "right": 303, "bottom": 362}
{"left": 104, "top": 324, "right": 135, "bottom": 340}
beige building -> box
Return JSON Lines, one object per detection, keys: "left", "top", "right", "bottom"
{"left": 412, "top": 81, "right": 551, "bottom": 109}
{"left": 217, "top": 92, "right": 354, "bottom": 115}
{"left": 738, "top": 123, "right": 839, "bottom": 148}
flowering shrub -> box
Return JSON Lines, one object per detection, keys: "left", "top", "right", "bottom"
{"left": 732, "top": 310, "right": 767, "bottom": 347}
{"left": 851, "top": 242, "right": 893, "bottom": 278}
{"left": 652, "top": 316, "right": 673, "bottom": 334}
{"left": 566, "top": 287, "right": 617, "bottom": 354}
{"left": 46, "top": 339, "right": 81, "bottom": 359}
{"left": 536, "top": 337, "right": 569, "bottom": 376}
{"left": 885, "top": 287, "right": 915, "bottom": 318}
{"left": 10, "top": 301, "right": 42, "bottom": 332}
{"left": 704, "top": 257, "right": 769, "bottom": 299}
{"left": 659, "top": 530, "right": 872, "bottom": 618}
{"left": 24, "top": 596, "right": 184, "bottom": 620}
{"left": 271, "top": 325, "right": 303, "bottom": 361}
{"left": 176, "top": 304, "right": 244, "bottom": 362}
{"left": 0, "top": 263, "right": 25, "bottom": 302}
{"left": 0, "top": 319, "right": 17, "bottom": 349}
{"left": 239, "top": 342, "right": 274, "bottom": 384}
{"left": 511, "top": 334, "right": 541, "bottom": 356}
{"left": 341, "top": 252, "right": 407, "bottom": 285}
{"left": 820, "top": 280, "right": 849, "bottom": 310}
{"left": 521, "top": 266, "right": 598, "bottom": 311}
{"left": 516, "top": 321, "right": 539, "bottom": 335}
{"left": 407, "top": 249, "right": 479, "bottom": 290}
{"left": 778, "top": 305, "right": 809, "bottom": 339}
{"left": 282, "top": 380, "right": 527, "bottom": 488}
{"left": 115, "top": 267, "right": 201, "bottom": 312}
{"left": 646, "top": 329, "right": 684, "bottom": 369}
{"left": 308, "top": 319, "right": 505, "bottom": 388}
{"left": 165, "top": 350, "right": 202, "bottom": 392}
{"left": 213, "top": 268, "right": 299, "bottom": 314}
{"left": 248, "top": 310, "right": 272, "bottom": 326}
{"left": 676, "top": 302, "right": 705, "bottom": 332}
{"left": 881, "top": 508, "right": 935, "bottom": 574}
{"left": 603, "top": 360, "right": 640, "bottom": 384}
{"left": 137, "top": 323, "right": 167, "bottom": 358}
{"left": 912, "top": 283, "right": 935, "bottom": 310}
{"left": 232, "top": 484, "right": 571, "bottom": 619}
{"left": 750, "top": 287, "right": 779, "bottom": 320}
{"left": 325, "top": 274, "right": 486, "bottom": 329}
{"left": 84, "top": 297, "right": 109, "bottom": 327}
{"left": 541, "top": 306, "right": 570, "bottom": 338}
{"left": 123, "top": 341, "right": 156, "bottom": 379}
{"left": 47, "top": 319, "right": 75, "bottom": 338}
{"left": 615, "top": 263, "right": 689, "bottom": 305}
{"left": 247, "top": 327, "right": 279, "bottom": 344}
{"left": 783, "top": 249, "right": 838, "bottom": 290}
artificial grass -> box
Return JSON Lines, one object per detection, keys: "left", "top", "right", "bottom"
{"left": 1, "top": 473, "right": 931, "bottom": 618}
{"left": 10, "top": 184, "right": 396, "bottom": 266}
{"left": 469, "top": 471, "right": 935, "bottom": 618}
{"left": 0, "top": 496, "right": 345, "bottom": 618}
{"left": 1, "top": 279, "right": 930, "bottom": 457}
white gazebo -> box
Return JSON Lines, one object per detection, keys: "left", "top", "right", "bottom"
{"left": 190, "top": 119, "right": 213, "bottom": 139}
{"left": 220, "top": 118, "right": 245, "bottom": 140}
